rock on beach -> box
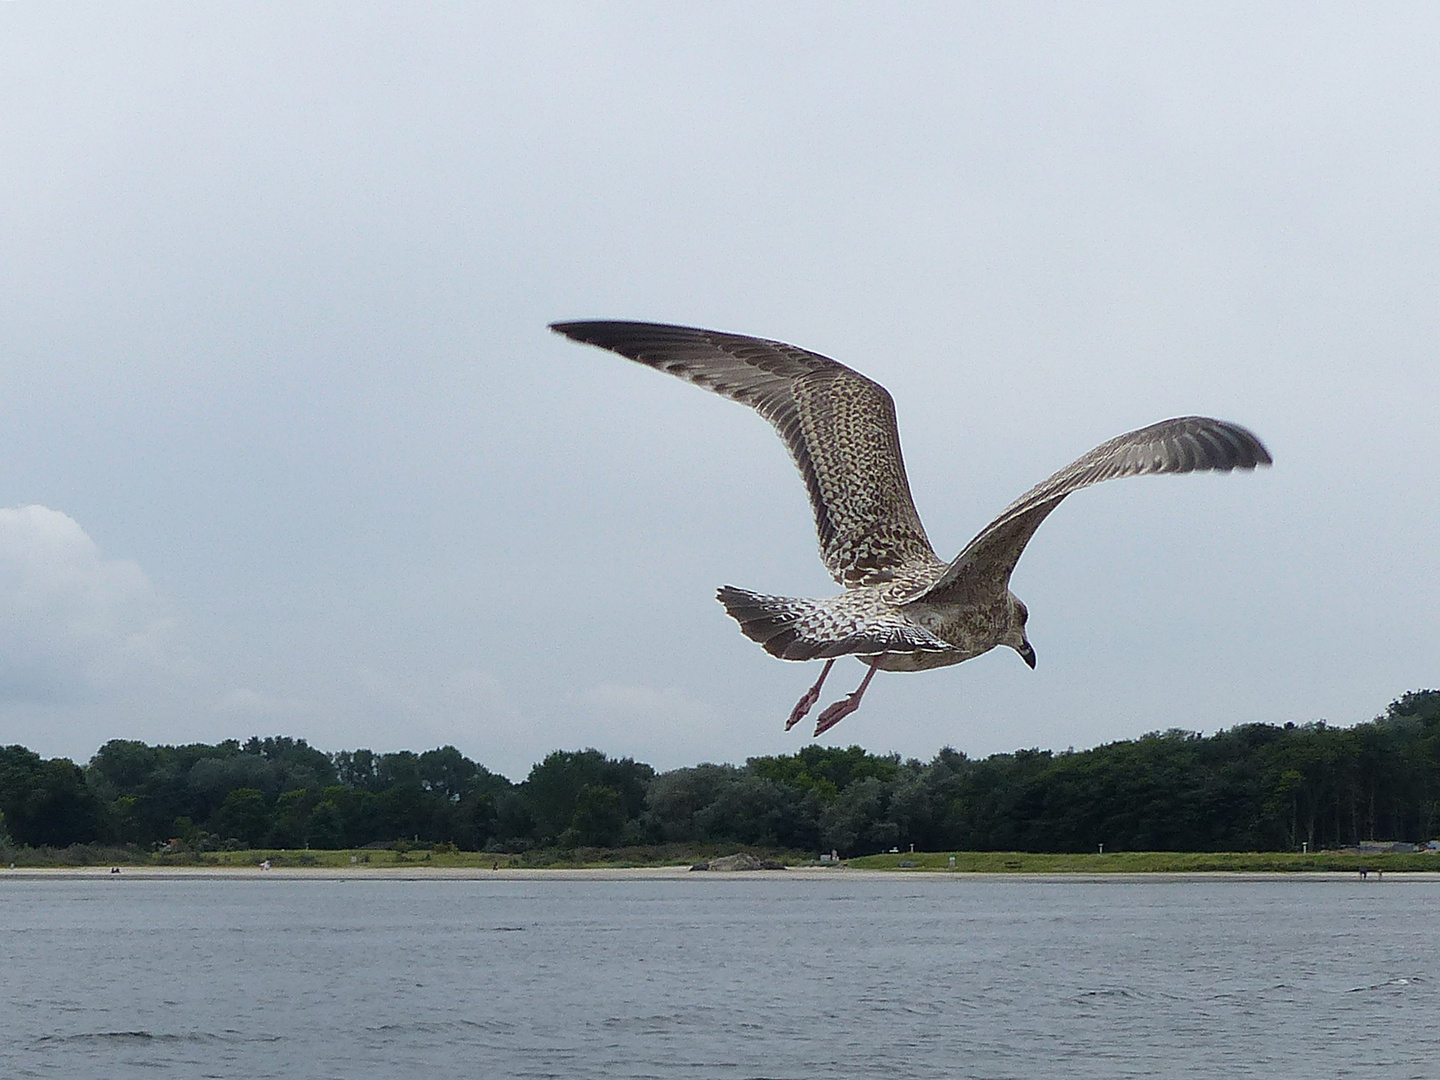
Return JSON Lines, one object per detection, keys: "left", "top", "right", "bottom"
{"left": 690, "top": 853, "right": 787, "bottom": 872}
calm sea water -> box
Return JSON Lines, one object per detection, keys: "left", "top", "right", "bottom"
{"left": 3, "top": 873, "right": 1438, "bottom": 1079}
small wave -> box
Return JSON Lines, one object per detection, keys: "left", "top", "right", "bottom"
{"left": 36, "top": 1031, "right": 191, "bottom": 1045}
{"left": 1075, "top": 986, "right": 1139, "bottom": 1003}
{"left": 35, "top": 1030, "right": 281, "bottom": 1047}
{"left": 1208, "top": 982, "right": 1301, "bottom": 1004}
{"left": 600, "top": 1008, "right": 731, "bottom": 1033}
{"left": 1346, "top": 975, "right": 1424, "bottom": 993}
{"left": 367, "top": 1018, "right": 517, "bottom": 1036}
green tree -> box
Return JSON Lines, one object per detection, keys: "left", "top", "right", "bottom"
{"left": 418, "top": 746, "right": 476, "bottom": 801}
{"left": 640, "top": 764, "right": 745, "bottom": 843}
{"left": 0, "top": 746, "right": 107, "bottom": 847}
{"left": 333, "top": 749, "right": 383, "bottom": 791}
{"left": 88, "top": 739, "right": 161, "bottom": 794}
{"left": 820, "top": 776, "right": 899, "bottom": 855}
{"left": 270, "top": 788, "right": 319, "bottom": 847}
{"left": 490, "top": 789, "right": 535, "bottom": 850}
{"left": 308, "top": 799, "right": 345, "bottom": 848}
{"left": 748, "top": 745, "right": 900, "bottom": 800}
{"left": 211, "top": 788, "right": 270, "bottom": 847}
{"left": 571, "top": 784, "right": 625, "bottom": 846}
{"left": 524, "top": 749, "right": 653, "bottom": 843}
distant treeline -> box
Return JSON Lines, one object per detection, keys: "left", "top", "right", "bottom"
{"left": 2, "top": 690, "right": 1437, "bottom": 856}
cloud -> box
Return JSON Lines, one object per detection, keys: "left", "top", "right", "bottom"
{"left": 0, "top": 505, "right": 184, "bottom": 702}
{"left": 213, "top": 687, "right": 312, "bottom": 721}
{"left": 575, "top": 683, "right": 733, "bottom": 769}
{"left": 332, "top": 665, "right": 534, "bottom": 772}
{"left": 582, "top": 683, "right": 723, "bottom": 728}
{"left": 202, "top": 666, "right": 542, "bottom": 779}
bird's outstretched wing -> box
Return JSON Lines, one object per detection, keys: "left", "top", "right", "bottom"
{"left": 902, "top": 417, "right": 1271, "bottom": 605}
{"left": 551, "top": 321, "right": 939, "bottom": 587}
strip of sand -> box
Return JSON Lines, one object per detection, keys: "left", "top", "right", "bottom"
{"left": 4, "top": 865, "right": 1438, "bottom": 883}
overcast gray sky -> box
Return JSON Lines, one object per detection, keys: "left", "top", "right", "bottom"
{"left": 1, "top": 4, "right": 1436, "bottom": 777}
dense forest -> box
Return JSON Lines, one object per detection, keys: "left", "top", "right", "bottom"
{"left": 2, "top": 690, "right": 1437, "bottom": 857}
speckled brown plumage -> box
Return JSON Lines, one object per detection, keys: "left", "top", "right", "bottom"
{"left": 551, "top": 320, "right": 1272, "bottom": 735}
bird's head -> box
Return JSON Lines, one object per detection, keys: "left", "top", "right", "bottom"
{"left": 1004, "top": 592, "right": 1036, "bottom": 669}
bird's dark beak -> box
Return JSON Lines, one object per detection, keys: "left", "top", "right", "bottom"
{"left": 1017, "top": 642, "right": 1036, "bottom": 669}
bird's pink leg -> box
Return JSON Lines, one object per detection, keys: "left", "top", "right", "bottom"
{"left": 786, "top": 658, "right": 836, "bottom": 731}
{"left": 812, "top": 660, "right": 880, "bottom": 737}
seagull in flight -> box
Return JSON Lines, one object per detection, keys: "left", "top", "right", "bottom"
{"left": 551, "top": 321, "right": 1271, "bottom": 736}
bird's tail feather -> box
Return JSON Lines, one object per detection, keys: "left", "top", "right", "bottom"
{"left": 716, "top": 586, "right": 827, "bottom": 661}
{"left": 717, "top": 584, "right": 956, "bottom": 662}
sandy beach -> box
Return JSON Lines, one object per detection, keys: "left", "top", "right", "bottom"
{"left": 5, "top": 865, "right": 1439, "bottom": 883}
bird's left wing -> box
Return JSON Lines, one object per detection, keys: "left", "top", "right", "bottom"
{"left": 551, "top": 321, "right": 940, "bottom": 587}
{"left": 901, "top": 416, "right": 1271, "bottom": 606}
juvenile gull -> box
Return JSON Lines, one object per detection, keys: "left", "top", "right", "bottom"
{"left": 551, "top": 321, "right": 1271, "bottom": 736}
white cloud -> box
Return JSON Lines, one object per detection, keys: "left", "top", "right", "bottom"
{"left": 0, "top": 505, "right": 186, "bottom": 702}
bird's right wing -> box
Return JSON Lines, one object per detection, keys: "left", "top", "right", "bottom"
{"left": 551, "top": 321, "right": 940, "bottom": 587}
{"left": 901, "top": 417, "right": 1271, "bottom": 606}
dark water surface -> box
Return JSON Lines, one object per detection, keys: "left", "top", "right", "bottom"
{"left": 4, "top": 874, "right": 1438, "bottom": 1079}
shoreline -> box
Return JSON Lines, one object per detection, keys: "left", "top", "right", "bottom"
{"left": 4, "top": 865, "right": 1439, "bottom": 883}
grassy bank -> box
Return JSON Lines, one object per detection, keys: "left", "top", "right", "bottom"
{"left": 0, "top": 843, "right": 800, "bottom": 871}
{"left": 6, "top": 844, "right": 1438, "bottom": 873}
{"left": 849, "top": 850, "right": 1440, "bottom": 873}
